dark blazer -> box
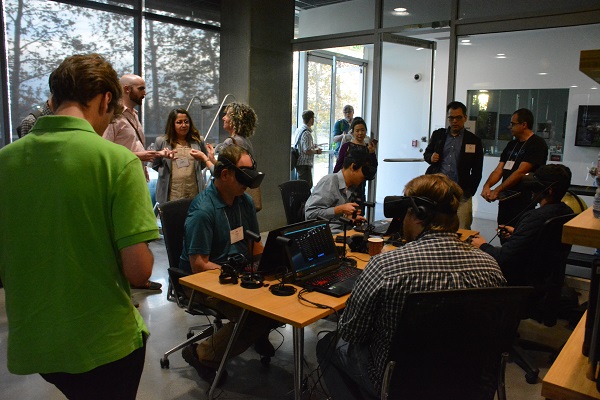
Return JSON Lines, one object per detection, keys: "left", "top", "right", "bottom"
{"left": 423, "top": 128, "right": 483, "bottom": 197}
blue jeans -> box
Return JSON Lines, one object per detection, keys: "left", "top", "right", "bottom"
{"left": 316, "top": 332, "right": 378, "bottom": 400}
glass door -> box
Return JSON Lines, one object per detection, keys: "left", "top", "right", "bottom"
{"left": 293, "top": 47, "right": 366, "bottom": 185}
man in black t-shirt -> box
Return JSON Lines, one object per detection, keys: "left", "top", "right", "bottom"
{"left": 481, "top": 108, "right": 548, "bottom": 227}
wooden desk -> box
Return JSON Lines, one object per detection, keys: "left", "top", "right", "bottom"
{"left": 562, "top": 208, "right": 600, "bottom": 249}
{"left": 180, "top": 250, "right": 368, "bottom": 400}
{"left": 542, "top": 313, "right": 600, "bottom": 400}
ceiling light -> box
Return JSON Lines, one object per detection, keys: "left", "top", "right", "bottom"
{"left": 394, "top": 7, "right": 407, "bottom": 12}
{"left": 461, "top": 39, "right": 470, "bottom": 43}
{"left": 496, "top": 55, "right": 506, "bottom": 59}
{"left": 415, "top": 47, "right": 424, "bottom": 51}
{"left": 592, "top": 87, "right": 598, "bottom": 90}
{"left": 538, "top": 72, "right": 548, "bottom": 75}
{"left": 570, "top": 85, "right": 578, "bottom": 88}
{"left": 496, "top": 53, "right": 505, "bottom": 56}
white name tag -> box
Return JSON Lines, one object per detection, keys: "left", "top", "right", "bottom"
{"left": 230, "top": 226, "right": 244, "bottom": 244}
{"left": 176, "top": 157, "right": 190, "bottom": 168}
{"left": 465, "top": 144, "right": 476, "bottom": 153}
{"left": 504, "top": 160, "right": 515, "bottom": 170}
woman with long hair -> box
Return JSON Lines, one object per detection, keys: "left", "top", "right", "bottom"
{"left": 152, "top": 108, "right": 214, "bottom": 203}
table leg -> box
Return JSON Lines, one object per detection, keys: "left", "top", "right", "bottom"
{"left": 293, "top": 327, "right": 304, "bottom": 400}
{"left": 208, "top": 309, "right": 249, "bottom": 400}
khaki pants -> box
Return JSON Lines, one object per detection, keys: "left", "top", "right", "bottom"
{"left": 193, "top": 293, "right": 277, "bottom": 369}
{"left": 457, "top": 196, "right": 473, "bottom": 230}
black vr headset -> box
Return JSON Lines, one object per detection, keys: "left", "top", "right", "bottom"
{"left": 217, "top": 154, "right": 265, "bottom": 189}
{"left": 383, "top": 195, "right": 439, "bottom": 222}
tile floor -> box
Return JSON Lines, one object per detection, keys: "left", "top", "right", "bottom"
{"left": 0, "top": 218, "right": 583, "bottom": 399}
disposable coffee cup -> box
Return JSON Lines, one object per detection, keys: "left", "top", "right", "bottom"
{"left": 368, "top": 237, "right": 384, "bottom": 256}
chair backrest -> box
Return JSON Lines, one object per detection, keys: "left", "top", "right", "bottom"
{"left": 528, "top": 212, "right": 576, "bottom": 326}
{"left": 562, "top": 191, "right": 587, "bottom": 214}
{"left": 278, "top": 180, "right": 312, "bottom": 225}
{"left": 157, "top": 198, "right": 194, "bottom": 270}
{"left": 382, "top": 287, "right": 532, "bottom": 400}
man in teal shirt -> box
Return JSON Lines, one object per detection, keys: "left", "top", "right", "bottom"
{"left": 0, "top": 54, "right": 158, "bottom": 399}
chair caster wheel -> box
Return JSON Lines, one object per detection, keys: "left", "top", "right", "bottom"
{"left": 160, "top": 358, "right": 170, "bottom": 369}
{"left": 260, "top": 356, "right": 270, "bottom": 366}
{"left": 186, "top": 332, "right": 194, "bottom": 339}
{"left": 525, "top": 373, "right": 538, "bottom": 384}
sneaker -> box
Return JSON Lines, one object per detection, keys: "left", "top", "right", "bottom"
{"left": 131, "top": 280, "right": 162, "bottom": 290}
{"left": 182, "top": 344, "right": 227, "bottom": 386}
{"left": 253, "top": 334, "right": 275, "bottom": 357}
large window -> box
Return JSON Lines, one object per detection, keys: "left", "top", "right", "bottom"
{"left": 143, "top": 19, "right": 219, "bottom": 144}
{"left": 1, "top": 0, "right": 220, "bottom": 146}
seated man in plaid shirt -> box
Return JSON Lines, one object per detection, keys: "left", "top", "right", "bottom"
{"left": 316, "top": 173, "right": 506, "bottom": 400}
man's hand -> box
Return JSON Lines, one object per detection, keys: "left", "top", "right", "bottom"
{"left": 497, "top": 225, "right": 514, "bottom": 240}
{"left": 159, "top": 149, "right": 175, "bottom": 159}
{"left": 469, "top": 235, "right": 486, "bottom": 248}
{"left": 190, "top": 149, "right": 208, "bottom": 162}
{"left": 335, "top": 202, "right": 360, "bottom": 216}
{"left": 481, "top": 186, "right": 496, "bottom": 202}
{"left": 136, "top": 150, "right": 159, "bottom": 162}
{"left": 205, "top": 143, "right": 217, "bottom": 163}
{"left": 431, "top": 152, "right": 440, "bottom": 163}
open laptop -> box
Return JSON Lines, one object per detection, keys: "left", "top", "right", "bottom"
{"left": 354, "top": 217, "right": 403, "bottom": 236}
{"left": 279, "top": 219, "right": 362, "bottom": 297}
{"left": 255, "top": 220, "right": 311, "bottom": 278}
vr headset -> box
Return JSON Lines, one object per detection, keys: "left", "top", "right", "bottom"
{"left": 383, "top": 195, "right": 439, "bottom": 222}
{"left": 218, "top": 154, "right": 265, "bottom": 189}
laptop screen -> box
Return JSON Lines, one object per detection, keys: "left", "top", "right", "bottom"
{"left": 257, "top": 219, "right": 315, "bottom": 276}
{"left": 280, "top": 220, "right": 339, "bottom": 279}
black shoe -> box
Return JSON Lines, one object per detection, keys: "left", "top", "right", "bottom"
{"left": 182, "top": 344, "right": 228, "bottom": 387}
{"left": 253, "top": 334, "right": 275, "bottom": 357}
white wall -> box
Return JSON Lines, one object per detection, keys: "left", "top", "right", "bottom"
{"left": 455, "top": 24, "right": 600, "bottom": 220}
{"left": 298, "top": 0, "right": 374, "bottom": 37}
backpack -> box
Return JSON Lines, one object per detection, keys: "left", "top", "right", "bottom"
{"left": 290, "top": 129, "right": 305, "bottom": 171}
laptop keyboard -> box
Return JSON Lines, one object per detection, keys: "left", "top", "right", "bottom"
{"left": 303, "top": 265, "right": 362, "bottom": 288}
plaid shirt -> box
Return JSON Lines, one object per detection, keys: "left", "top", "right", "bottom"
{"left": 339, "top": 231, "right": 506, "bottom": 389}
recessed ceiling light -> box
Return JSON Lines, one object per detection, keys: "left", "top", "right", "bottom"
{"left": 496, "top": 55, "right": 506, "bottom": 59}
{"left": 538, "top": 72, "right": 548, "bottom": 75}
{"left": 570, "top": 85, "right": 578, "bottom": 88}
{"left": 478, "top": 90, "right": 488, "bottom": 93}
{"left": 497, "top": 53, "right": 505, "bottom": 56}
{"left": 592, "top": 87, "right": 598, "bottom": 90}
{"left": 415, "top": 47, "right": 424, "bottom": 51}
{"left": 394, "top": 7, "right": 407, "bottom": 12}
{"left": 461, "top": 39, "right": 470, "bottom": 43}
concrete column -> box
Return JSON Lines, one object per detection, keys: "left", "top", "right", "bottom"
{"left": 220, "top": 0, "right": 294, "bottom": 230}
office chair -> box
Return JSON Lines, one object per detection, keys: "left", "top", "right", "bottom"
{"left": 380, "top": 287, "right": 532, "bottom": 400}
{"left": 158, "top": 198, "right": 194, "bottom": 304}
{"left": 278, "top": 180, "right": 312, "bottom": 225}
{"left": 157, "top": 198, "right": 226, "bottom": 369}
{"left": 510, "top": 213, "right": 577, "bottom": 384}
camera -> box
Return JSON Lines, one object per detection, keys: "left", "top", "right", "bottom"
{"left": 413, "top": 73, "right": 422, "bottom": 82}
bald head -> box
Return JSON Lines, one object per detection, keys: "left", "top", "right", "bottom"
{"left": 120, "top": 74, "right": 146, "bottom": 108}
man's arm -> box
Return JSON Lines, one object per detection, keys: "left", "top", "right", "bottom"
{"left": 121, "top": 242, "right": 154, "bottom": 287}
{"left": 189, "top": 254, "right": 221, "bottom": 274}
{"left": 423, "top": 130, "right": 442, "bottom": 165}
{"left": 481, "top": 162, "right": 505, "bottom": 201}
{"left": 467, "top": 136, "right": 484, "bottom": 197}
{"left": 489, "top": 161, "right": 535, "bottom": 199}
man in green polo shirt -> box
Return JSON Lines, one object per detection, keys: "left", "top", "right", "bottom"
{"left": 0, "top": 54, "right": 159, "bottom": 399}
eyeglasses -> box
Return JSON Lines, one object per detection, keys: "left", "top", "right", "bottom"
{"left": 508, "top": 121, "right": 523, "bottom": 127}
{"left": 175, "top": 120, "right": 190, "bottom": 125}
{"left": 447, "top": 116, "right": 464, "bottom": 121}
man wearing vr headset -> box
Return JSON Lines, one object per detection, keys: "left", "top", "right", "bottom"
{"left": 305, "top": 150, "right": 376, "bottom": 233}
{"left": 471, "top": 164, "right": 573, "bottom": 286}
{"left": 179, "top": 144, "right": 275, "bottom": 385}
{"left": 316, "top": 174, "right": 505, "bottom": 400}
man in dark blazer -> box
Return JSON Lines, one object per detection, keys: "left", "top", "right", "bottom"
{"left": 424, "top": 101, "right": 483, "bottom": 229}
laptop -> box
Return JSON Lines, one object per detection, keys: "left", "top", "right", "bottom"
{"left": 255, "top": 220, "right": 311, "bottom": 278}
{"left": 354, "top": 217, "right": 403, "bottom": 236}
{"left": 280, "top": 219, "right": 362, "bottom": 297}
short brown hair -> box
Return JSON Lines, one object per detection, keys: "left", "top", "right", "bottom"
{"left": 49, "top": 53, "right": 122, "bottom": 114}
{"left": 215, "top": 144, "right": 248, "bottom": 179}
{"left": 404, "top": 174, "right": 463, "bottom": 232}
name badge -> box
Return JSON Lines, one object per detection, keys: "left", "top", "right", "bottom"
{"left": 230, "top": 226, "right": 244, "bottom": 244}
{"left": 504, "top": 160, "right": 515, "bottom": 170}
{"left": 176, "top": 157, "right": 190, "bottom": 168}
{"left": 465, "top": 144, "right": 476, "bottom": 153}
